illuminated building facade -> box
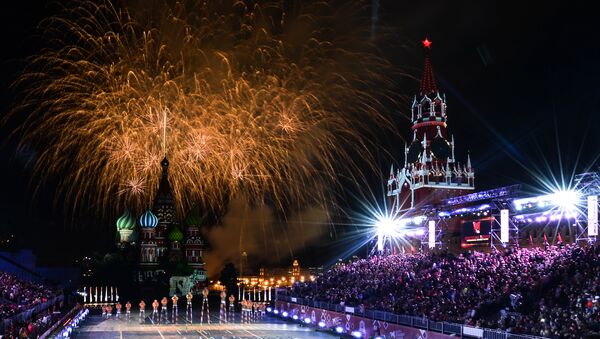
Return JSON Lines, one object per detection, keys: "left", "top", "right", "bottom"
{"left": 115, "top": 156, "right": 206, "bottom": 283}
{"left": 238, "top": 259, "right": 315, "bottom": 289}
{"left": 379, "top": 40, "right": 598, "bottom": 253}
{"left": 387, "top": 39, "right": 474, "bottom": 212}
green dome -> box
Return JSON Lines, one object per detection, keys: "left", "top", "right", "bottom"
{"left": 116, "top": 209, "right": 136, "bottom": 231}
{"left": 168, "top": 225, "right": 184, "bottom": 242}
{"left": 185, "top": 205, "right": 203, "bottom": 226}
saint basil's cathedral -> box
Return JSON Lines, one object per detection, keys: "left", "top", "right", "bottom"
{"left": 114, "top": 156, "right": 207, "bottom": 286}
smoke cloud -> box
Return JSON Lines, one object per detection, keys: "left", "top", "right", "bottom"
{"left": 202, "top": 198, "right": 328, "bottom": 277}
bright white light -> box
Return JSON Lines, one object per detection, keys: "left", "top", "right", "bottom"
{"left": 273, "top": 309, "right": 279, "bottom": 314}
{"left": 551, "top": 190, "right": 579, "bottom": 210}
{"left": 304, "top": 318, "right": 311, "bottom": 324}
{"left": 376, "top": 217, "right": 397, "bottom": 237}
{"left": 412, "top": 215, "right": 426, "bottom": 224}
{"left": 318, "top": 321, "right": 326, "bottom": 328}
{"left": 292, "top": 314, "right": 298, "bottom": 320}
{"left": 335, "top": 326, "right": 344, "bottom": 333}
{"left": 514, "top": 189, "right": 580, "bottom": 212}
{"left": 282, "top": 311, "right": 288, "bottom": 317}
{"left": 352, "top": 331, "right": 363, "bottom": 338}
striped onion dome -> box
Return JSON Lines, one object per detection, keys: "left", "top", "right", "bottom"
{"left": 116, "top": 209, "right": 136, "bottom": 231}
{"left": 139, "top": 209, "right": 158, "bottom": 228}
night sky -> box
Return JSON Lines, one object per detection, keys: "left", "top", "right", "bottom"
{"left": 1, "top": 1, "right": 598, "bottom": 270}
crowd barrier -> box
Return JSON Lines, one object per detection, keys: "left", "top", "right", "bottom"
{"left": 0, "top": 295, "right": 64, "bottom": 334}
{"left": 39, "top": 304, "right": 82, "bottom": 339}
{"left": 275, "top": 294, "right": 544, "bottom": 339}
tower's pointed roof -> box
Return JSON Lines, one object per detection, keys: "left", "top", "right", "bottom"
{"left": 419, "top": 38, "right": 439, "bottom": 95}
{"left": 156, "top": 157, "right": 172, "bottom": 198}
{"left": 153, "top": 156, "right": 176, "bottom": 224}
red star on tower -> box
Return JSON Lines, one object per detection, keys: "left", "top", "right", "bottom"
{"left": 422, "top": 38, "right": 432, "bottom": 49}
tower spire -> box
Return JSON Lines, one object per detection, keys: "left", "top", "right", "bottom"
{"left": 467, "top": 151, "right": 472, "bottom": 169}
{"left": 419, "top": 38, "right": 438, "bottom": 95}
{"left": 163, "top": 109, "right": 167, "bottom": 158}
{"left": 451, "top": 135, "right": 456, "bottom": 162}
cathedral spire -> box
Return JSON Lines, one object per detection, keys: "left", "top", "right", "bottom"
{"left": 163, "top": 109, "right": 168, "bottom": 158}
{"left": 419, "top": 38, "right": 438, "bottom": 95}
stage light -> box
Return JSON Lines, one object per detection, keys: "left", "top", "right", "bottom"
{"left": 551, "top": 190, "right": 580, "bottom": 210}
{"left": 292, "top": 314, "right": 298, "bottom": 320}
{"left": 282, "top": 311, "right": 288, "bottom": 317}
{"left": 376, "top": 217, "right": 397, "bottom": 237}
{"left": 318, "top": 321, "right": 326, "bottom": 328}
{"left": 304, "top": 318, "right": 311, "bottom": 324}
{"left": 266, "top": 307, "right": 272, "bottom": 312}
{"left": 352, "top": 331, "right": 363, "bottom": 338}
{"left": 514, "top": 189, "right": 580, "bottom": 212}
{"left": 335, "top": 326, "right": 344, "bottom": 333}
{"left": 273, "top": 309, "right": 279, "bottom": 314}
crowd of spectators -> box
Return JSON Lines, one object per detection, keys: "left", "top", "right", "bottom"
{"left": 0, "top": 271, "right": 55, "bottom": 320}
{"left": 291, "top": 244, "right": 600, "bottom": 338}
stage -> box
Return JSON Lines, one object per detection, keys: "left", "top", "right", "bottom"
{"left": 72, "top": 310, "right": 336, "bottom": 338}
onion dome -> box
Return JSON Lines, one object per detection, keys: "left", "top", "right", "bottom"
{"left": 168, "top": 225, "right": 184, "bottom": 242}
{"left": 407, "top": 140, "right": 423, "bottom": 163}
{"left": 139, "top": 209, "right": 159, "bottom": 228}
{"left": 185, "top": 205, "right": 203, "bottom": 226}
{"left": 431, "top": 136, "right": 450, "bottom": 160}
{"left": 116, "top": 209, "right": 136, "bottom": 231}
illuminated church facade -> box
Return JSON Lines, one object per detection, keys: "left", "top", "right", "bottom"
{"left": 115, "top": 156, "right": 206, "bottom": 284}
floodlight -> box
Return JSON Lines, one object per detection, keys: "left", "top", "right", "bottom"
{"left": 551, "top": 190, "right": 579, "bottom": 210}
{"left": 376, "top": 217, "right": 397, "bottom": 237}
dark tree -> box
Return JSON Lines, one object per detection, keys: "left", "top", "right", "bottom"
{"left": 219, "top": 263, "right": 238, "bottom": 298}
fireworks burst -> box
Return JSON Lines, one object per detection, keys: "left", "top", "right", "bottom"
{"left": 8, "top": 0, "right": 400, "bottom": 219}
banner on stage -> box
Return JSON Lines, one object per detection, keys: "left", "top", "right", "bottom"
{"left": 589, "top": 195, "right": 598, "bottom": 236}
{"left": 500, "top": 209, "right": 509, "bottom": 243}
{"left": 428, "top": 220, "right": 435, "bottom": 249}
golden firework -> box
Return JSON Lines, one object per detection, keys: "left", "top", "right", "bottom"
{"left": 8, "top": 0, "right": 399, "bottom": 219}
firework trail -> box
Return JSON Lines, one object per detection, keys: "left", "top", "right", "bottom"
{"left": 7, "top": 0, "right": 400, "bottom": 220}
